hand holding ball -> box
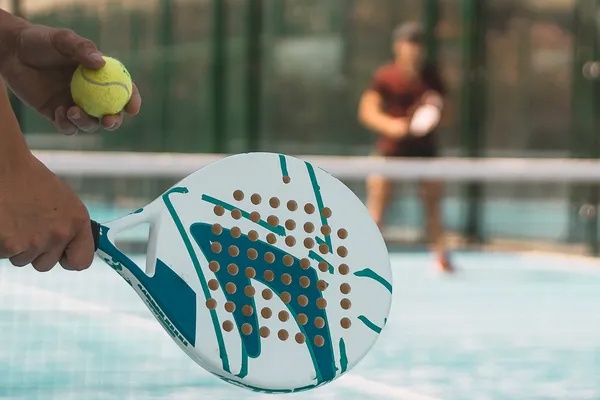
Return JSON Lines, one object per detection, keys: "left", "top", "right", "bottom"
{"left": 70, "top": 56, "right": 133, "bottom": 118}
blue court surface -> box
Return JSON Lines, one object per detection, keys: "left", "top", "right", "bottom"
{"left": 1, "top": 250, "right": 599, "bottom": 400}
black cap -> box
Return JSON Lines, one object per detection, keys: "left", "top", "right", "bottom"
{"left": 393, "top": 21, "right": 424, "bottom": 43}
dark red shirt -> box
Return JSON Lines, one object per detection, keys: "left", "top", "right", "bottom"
{"left": 369, "top": 62, "right": 446, "bottom": 156}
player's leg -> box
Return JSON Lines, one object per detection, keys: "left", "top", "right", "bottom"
{"left": 418, "top": 179, "right": 454, "bottom": 272}
{"left": 366, "top": 174, "right": 392, "bottom": 230}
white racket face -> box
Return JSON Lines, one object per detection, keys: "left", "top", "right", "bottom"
{"left": 95, "top": 152, "right": 392, "bottom": 393}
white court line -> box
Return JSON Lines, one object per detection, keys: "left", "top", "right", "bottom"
{"left": 0, "top": 281, "right": 164, "bottom": 333}
{"left": 336, "top": 375, "right": 443, "bottom": 400}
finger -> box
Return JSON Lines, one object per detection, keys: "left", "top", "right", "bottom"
{"left": 67, "top": 106, "right": 100, "bottom": 133}
{"left": 51, "top": 29, "right": 105, "bottom": 70}
{"left": 100, "top": 113, "right": 122, "bottom": 131}
{"left": 9, "top": 249, "right": 41, "bottom": 267}
{"left": 31, "top": 250, "right": 63, "bottom": 272}
{"left": 124, "top": 83, "right": 142, "bottom": 116}
{"left": 61, "top": 227, "right": 95, "bottom": 271}
{"left": 54, "top": 106, "right": 78, "bottom": 135}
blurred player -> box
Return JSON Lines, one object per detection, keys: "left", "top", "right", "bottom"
{"left": 358, "top": 21, "right": 454, "bottom": 273}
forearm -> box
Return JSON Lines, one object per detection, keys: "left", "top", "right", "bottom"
{"left": 0, "top": 79, "right": 30, "bottom": 169}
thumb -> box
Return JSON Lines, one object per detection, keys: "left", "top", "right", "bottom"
{"left": 51, "top": 29, "right": 105, "bottom": 70}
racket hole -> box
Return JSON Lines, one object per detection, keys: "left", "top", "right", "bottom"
{"left": 280, "top": 292, "right": 291, "bottom": 304}
{"left": 262, "top": 289, "right": 273, "bottom": 300}
{"left": 251, "top": 194, "right": 262, "bottom": 205}
{"left": 340, "top": 283, "right": 351, "bottom": 294}
{"left": 267, "top": 215, "right": 279, "bottom": 227}
{"left": 283, "top": 176, "right": 291, "bottom": 184}
{"left": 227, "top": 263, "right": 239, "bottom": 276}
{"left": 233, "top": 190, "right": 244, "bottom": 201}
{"left": 211, "top": 242, "right": 222, "bottom": 253}
{"left": 269, "top": 197, "right": 280, "bottom": 208}
{"left": 299, "top": 276, "right": 310, "bottom": 288}
{"left": 285, "top": 219, "right": 296, "bottom": 230}
{"left": 242, "top": 323, "right": 253, "bottom": 335}
{"left": 261, "top": 307, "right": 272, "bottom": 319}
{"left": 225, "top": 301, "right": 236, "bottom": 313}
{"left": 338, "top": 228, "right": 348, "bottom": 239}
{"left": 337, "top": 246, "right": 348, "bottom": 258}
{"left": 287, "top": 200, "right": 298, "bottom": 211}
{"left": 304, "top": 203, "right": 315, "bottom": 214}
{"left": 206, "top": 299, "right": 217, "bottom": 310}
{"left": 300, "top": 258, "right": 310, "bottom": 270}
{"left": 228, "top": 246, "right": 240, "bottom": 257}
{"left": 304, "top": 238, "right": 315, "bottom": 249}
{"left": 208, "top": 279, "right": 219, "bottom": 291}
{"left": 230, "top": 227, "right": 242, "bottom": 238}
{"left": 319, "top": 244, "right": 329, "bottom": 254}
{"left": 266, "top": 233, "right": 277, "bottom": 244}
{"left": 250, "top": 211, "right": 261, "bottom": 223}
{"left": 245, "top": 267, "right": 256, "bottom": 278}
{"left": 223, "top": 320, "right": 234, "bottom": 332}
{"left": 247, "top": 248, "right": 258, "bottom": 260}
{"left": 231, "top": 209, "right": 242, "bottom": 220}
{"left": 248, "top": 230, "right": 259, "bottom": 241}
{"left": 264, "top": 270, "right": 275, "bottom": 282}
{"left": 321, "top": 207, "right": 332, "bottom": 218}
{"left": 278, "top": 310, "right": 289, "bottom": 322}
{"left": 285, "top": 236, "right": 296, "bottom": 247}
{"left": 341, "top": 298, "right": 351, "bottom": 310}
{"left": 341, "top": 318, "right": 351, "bottom": 329}
{"left": 283, "top": 255, "right": 294, "bottom": 267}
{"left": 281, "top": 273, "right": 292, "bottom": 285}
{"left": 316, "top": 298, "right": 327, "bottom": 309}
{"left": 339, "top": 264, "right": 350, "bottom": 275}
{"left": 318, "top": 261, "right": 329, "bottom": 272}
{"left": 260, "top": 327, "right": 270, "bottom": 338}
{"left": 214, "top": 205, "right": 225, "bottom": 216}
{"left": 297, "top": 314, "right": 308, "bottom": 325}
{"left": 297, "top": 295, "right": 308, "bottom": 307}
{"left": 314, "top": 317, "right": 325, "bottom": 329}
{"left": 304, "top": 222, "right": 314, "bottom": 233}
{"left": 244, "top": 285, "right": 256, "bottom": 297}
{"left": 321, "top": 225, "right": 332, "bottom": 236}
{"left": 317, "top": 280, "right": 328, "bottom": 291}
{"left": 314, "top": 335, "right": 325, "bottom": 347}
{"left": 295, "top": 333, "right": 306, "bottom": 344}
{"left": 278, "top": 329, "right": 289, "bottom": 341}
{"left": 226, "top": 283, "right": 237, "bottom": 294}
{"left": 211, "top": 224, "right": 223, "bottom": 235}
{"left": 209, "top": 261, "right": 220, "bottom": 272}
{"left": 264, "top": 252, "right": 275, "bottom": 264}
{"left": 242, "top": 305, "right": 254, "bottom": 316}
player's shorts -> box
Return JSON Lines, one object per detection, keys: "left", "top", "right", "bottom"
{"left": 373, "top": 132, "right": 438, "bottom": 158}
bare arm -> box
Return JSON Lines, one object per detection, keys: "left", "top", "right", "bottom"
{"left": 0, "top": 79, "right": 29, "bottom": 165}
{"left": 358, "top": 90, "right": 408, "bottom": 138}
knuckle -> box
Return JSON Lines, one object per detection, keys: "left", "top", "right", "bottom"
{"left": 0, "top": 238, "right": 23, "bottom": 256}
{"left": 51, "top": 225, "right": 71, "bottom": 242}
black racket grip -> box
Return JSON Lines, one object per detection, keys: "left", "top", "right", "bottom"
{"left": 91, "top": 220, "right": 100, "bottom": 251}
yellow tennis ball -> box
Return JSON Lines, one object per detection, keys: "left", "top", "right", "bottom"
{"left": 70, "top": 56, "right": 133, "bottom": 118}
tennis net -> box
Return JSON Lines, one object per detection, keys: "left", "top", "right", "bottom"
{"left": 35, "top": 150, "right": 600, "bottom": 256}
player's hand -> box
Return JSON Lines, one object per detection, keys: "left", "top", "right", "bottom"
{"left": 0, "top": 22, "right": 141, "bottom": 135}
{"left": 382, "top": 118, "right": 409, "bottom": 139}
{"left": 0, "top": 150, "right": 95, "bottom": 272}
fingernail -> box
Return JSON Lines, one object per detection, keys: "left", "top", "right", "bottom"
{"left": 89, "top": 53, "right": 104, "bottom": 63}
{"left": 70, "top": 111, "right": 80, "bottom": 120}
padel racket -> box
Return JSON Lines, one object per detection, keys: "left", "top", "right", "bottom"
{"left": 90, "top": 152, "right": 393, "bottom": 393}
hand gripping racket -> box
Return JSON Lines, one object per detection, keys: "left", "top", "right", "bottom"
{"left": 90, "top": 152, "right": 393, "bottom": 393}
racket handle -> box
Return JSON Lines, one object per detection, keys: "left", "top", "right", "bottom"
{"left": 91, "top": 220, "right": 100, "bottom": 251}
